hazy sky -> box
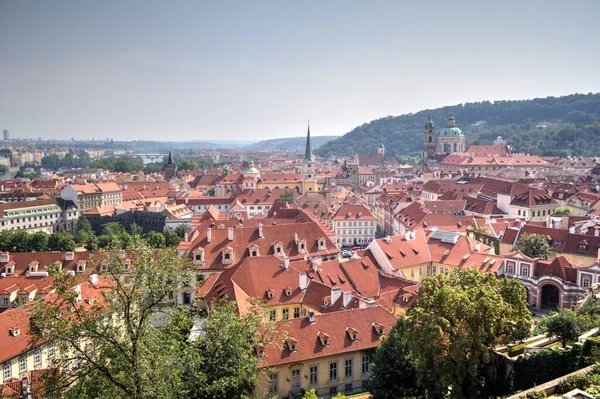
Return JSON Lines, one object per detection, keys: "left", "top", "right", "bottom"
{"left": 1, "top": 0, "right": 599, "bottom": 142}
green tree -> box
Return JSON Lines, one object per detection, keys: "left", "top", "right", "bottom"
{"left": 96, "top": 234, "right": 123, "bottom": 250}
{"left": 0, "top": 231, "right": 14, "bottom": 251}
{"left": 545, "top": 310, "right": 582, "bottom": 348}
{"left": 48, "top": 233, "right": 76, "bottom": 251}
{"left": 174, "top": 224, "right": 190, "bottom": 240}
{"left": 102, "top": 222, "right": 127, "bottom": 236}
{"left": 145, "top": 231, "right": 166, "bottom": 248}
{"left": 406, "top": 268, "right": 531, "bottom": 399}
{"left": 75, "top": 217, "right": 94, "bottom": 244}
{"left": 0, "top": 165, "right": 8, "bottom": 175}
{"left": 31, "top": 247, "right": 192, "bottom": 399}
{"left": 515, "top": 233, "right": 551, "bottom": 260}
{"left": 552, "top": 207, "right": 571, "bottom": 216}
{"left": 129, "top": 223, "right": 143, "bottom": 236}
{"left": 11, "top": 230, "right": 31, "bottom": 252}
{"left": 30, "top": 231, "right": 50, "bottom": 252}
{"left": 181, "top": 300, "right": 276, "bottom": 399}
{"left": 371, "top": 318, "right": 423, "bottom": 399}
{"left": 178, "top": 160, "right": 198, "bottom": 171}
{"left": 303, "top": 390, "right": 346, "bottom": 399}
{"left": 163, "top": 229, "right": 181, "bottom": 248}
{"left": 279, "top": 190, "right": 296, "bottom": 202}
{"left": 145, "top": 162, "right": 164, "bottom": 174}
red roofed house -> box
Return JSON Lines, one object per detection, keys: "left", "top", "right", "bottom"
{"left": 256, "top": 306, "right": 396, "bottom": 398}
{"left": 330, "top": 204, "right": 376, "bottom": 248}
{"left": 500, "top": 251, "right": 597, "bottom": 309}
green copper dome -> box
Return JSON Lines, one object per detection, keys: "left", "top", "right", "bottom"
{"left": 439, "top": 113, "right": 463, "bottom": 136}
{"left": 244, "top": 160, "right": 260, "bottom": 174}
{"left": 439, "top": 127, "right": 463, "bottom": 136}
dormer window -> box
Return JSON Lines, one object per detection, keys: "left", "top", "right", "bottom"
{"left": 99, "top": 263, "right": 108, "bottom": 272}
{"left": 298, "top": 239, "right": 307, "bottom": 254}
{"left": 248, "top": 244, "right": 260, "bottom": 257}
{"left": 77, "top": 260, "right": 87, "bottom": 273}
{"left": 284, "top": 286, "right": 292, "bottom": 297}
{"left": 372, "top": 322, "right": 385, "bottom": 336}
{"left": 578, "top": 241, "right": 589, "bottom": 252}
{"left": 222, "top": 246, "right": 234, "bottom": 265}
{"left": 287, "top": 338, "right": 298, "bottom": 352}
{"left": 318, "top": 331, "right": 330, "bottom": 347}
{"left": 347, "top": 327, "right": 359, "bottom": 341}
{"left": 317, "top": 237, "right": 326, "bottom": 251}
{"left": 192, "top": 248, "right": 205, "bottom": 265}
{"left": 254, "top": 344, "right": 264, "bottom": 357}
{"left": 266, "top": 288, "right": 274, "bottom": 299}
{"left": 5, "top": 263, "right": 14, "bottom": 275}
{"left": 28, "top": 261, "right": 39, "bottom": 273}
{"left": 272, "top": 241, "right": 284, "bottom": 256}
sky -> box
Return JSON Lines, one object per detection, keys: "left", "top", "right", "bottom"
{"left": 1, "top": 0, "right": 599, "bottom": 142}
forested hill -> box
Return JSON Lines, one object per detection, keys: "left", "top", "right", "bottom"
{"left": 245, "top": 135, "right": 337, "bottom": 151}
{"left": 315, "top": 93, "right": 600, "bottom": 158}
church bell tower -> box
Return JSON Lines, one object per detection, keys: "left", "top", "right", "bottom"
{"left": 422, "top": 113, "right": 436, "bottom": 165}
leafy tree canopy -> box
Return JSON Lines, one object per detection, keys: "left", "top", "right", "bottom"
{"left": 515, "top": 233, "right": 551, "bottom": 260}
{"left": 406, "top": 268, "right": 531, "bottom": 399}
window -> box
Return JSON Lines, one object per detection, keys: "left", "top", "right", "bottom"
{"left": 2, "top": 297, "right": 8, "bottom": 306}
{"left": 293, "top": 307, "right": 300, "bottom": 318}
{"left": 507, "top": 263, "right": 514, "bottom": 274}
{"left": 345, "top": 359, "right": 353, "bottom": 378}
{"left": 361, "top": 356, "right": 370, "bottom": 374}
{"left": 330, "top": 362, "right": 338, "bottom": 381}
{"left": 48, "top": 344, "right": 55, "bottom": 358}
{"left": 268, "top": 373, "right": 278, "bottom": 393}
{"left": 518, "top": 210, "right": 521, "bottom": 216}
{"left": 282, "top": 308, "right": 289, "bottom": 320}
{"left": 34, "top": 348, "right": 41, "bottom": 365}
{"left": 309, "top": 366, "right": 318, "bottom": 385}
{"left": 521, "top": 267, "right": 529, "bottom": 276}
{"left": 269, "top": 310, "right": 276, "bottom": 322}
{"left": 345, "top": 383, "right": 353, "bottom": 392}
{"left": 3, "top": 362, "right": 10, "bottom": 380}
{"left": 583, "top": 276, "right": 591, "bottom": 288}
{"left": 19, "top": 356, "right": 27, "bottom": 372}
{"left": 329, "top": 387, "right": 338, "bottom": 396}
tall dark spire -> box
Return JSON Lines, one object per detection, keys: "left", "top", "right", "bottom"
{"left": 167, "top": 148, "right": 175, "bottom": 165}
{"left": 304, "top": 121, "right": 314, "bottom": 162}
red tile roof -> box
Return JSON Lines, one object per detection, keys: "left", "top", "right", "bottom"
{"left": 259, "top": 306, "right": 396, "bottom": 367}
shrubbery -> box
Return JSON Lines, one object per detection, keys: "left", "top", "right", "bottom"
{"left": 554, "top": 373, "right": 593, "bottom": 394}
{"left": 514, "top": 345, "right": 584, "bottom": 390}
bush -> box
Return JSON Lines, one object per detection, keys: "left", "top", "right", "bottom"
{"left": 517, "top": 392, "right": 546, "bottom": 399}
{"left": 554, "top": 373, "right": 593, "bottom": 394}
{"left": 514, "top": 345, "right": 583, "bottom": 390}
{"left": 508, "top": 342, "right": 530, "bottom": 357}
{"left": 579, "top": 337, "right": 600, "bottom": 367}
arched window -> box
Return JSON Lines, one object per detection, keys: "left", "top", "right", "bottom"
{"left": 453, "top": 143, "right": 457, "bottom": 152}
{"left": 428, "top": 136, "right": 433, "bottom": 143}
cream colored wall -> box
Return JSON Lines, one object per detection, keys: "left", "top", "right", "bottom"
{"left": 0, "top": 343, "right": 53, "bottom": 384}
{"left": 256, "top": 351, "right": 372, "bottom": 399}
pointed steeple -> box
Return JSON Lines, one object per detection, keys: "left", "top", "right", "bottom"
{"left": 425, "top": 113, "right": 435, "bottom": 129}
{"left": 304, "top": 121, "right": 314, "bottom": 162}
{"left": 167, "top": 148, "right": 175, "bottom": 165}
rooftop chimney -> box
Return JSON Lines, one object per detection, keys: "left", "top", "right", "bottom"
{"left": 258, "top": 223, "right": 263, "bottom": 238}
{"left": 331, "top": 286, "right": 342, "bottom": 305}
{"left": 89, "top": 274, "right": 98, "bottom": 286}
{"left": 307, "top": 310, "right": 315, "bottom": 323}
{"left": 299, "top": 272, "right": 308, "bottom": 291}
{"left": 207, "top": 228, "right": 212, "bottom": 243}
{"left": 311, "top": 257, "right": 322, "bottom": 272}
{"left": 185, "top": 197, "right": 189, "bottom": 205}
{"left": 342, "top": 291, "right": 352, "bottom": 308}
{"left": 184, "top": 232, "right": 189, "bottom": 241}
{"left": 65, "top": 251, "right": 74, "bottom": 261}
{"left": 0, "top": 253, "right": 9, "bottom": 263}
{"left": 228, "top": 227, "right": 234, "bottom": 241}
{"left": 283, "top": 257, "right": 290, "bottom": 270}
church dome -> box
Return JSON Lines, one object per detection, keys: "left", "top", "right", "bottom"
{"left": 244, "top": 160, "right": 260, "bottom": 174}
{"left": 439, "top": 113, "right": 463, "bottom": 136}
{"left": 439, "top": 126, "right": 463, "bottom": 136}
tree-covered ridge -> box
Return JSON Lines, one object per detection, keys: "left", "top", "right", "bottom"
{"left": 315, "top": 93, "right": 600, "bottom": 157}
{"left": 244, "top": 135, "right": 338, "bottom": 151}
